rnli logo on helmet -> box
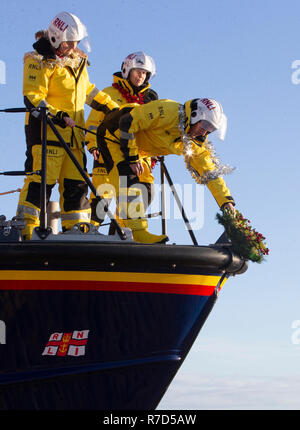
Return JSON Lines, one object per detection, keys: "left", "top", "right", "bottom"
{"left": 126, "top": 54, "right": 137, "bottom": 60}
{"left": 53, "top": 18, "right": 69, "bottom": 32}
{"left": 200, "top": 98, "right": 216, "bottom": 110}
{"left": 42, "top": 330, "right": 89, "bottom": 356}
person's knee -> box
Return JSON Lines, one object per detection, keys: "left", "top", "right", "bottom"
{"left": 62, "top": 178, "right": 90, "bottom": 211}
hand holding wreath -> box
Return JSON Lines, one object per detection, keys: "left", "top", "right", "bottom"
{"left": 216, "top": 209, "right": 269, "bottom": 263}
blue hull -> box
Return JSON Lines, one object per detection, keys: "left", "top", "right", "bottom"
{"left": 0, "top": 240, "right": 246, "bottom": 409}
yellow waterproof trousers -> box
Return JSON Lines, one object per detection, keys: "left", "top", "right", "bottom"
{"left": 17, "top": 145, "right": 91, "bottom": 239}
{"left": 89, "top": 157, "right": 155, "bottom": 227}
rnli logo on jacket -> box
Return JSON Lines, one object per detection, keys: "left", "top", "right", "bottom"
{"left": 42, "top": 330, "right": 89, "bottom": 357}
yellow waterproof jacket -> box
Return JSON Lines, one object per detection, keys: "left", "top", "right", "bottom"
{"left": 85, "top": 72, "right": 157, "bottom": 151}
{"left": 114, "top": 99, "right": 235, "bottom": 208}
{"left": 85, "top": 72, "right": 157, "bottom": 183}
{"left": 23, "top": 42, "right": 118, "bottom": 150}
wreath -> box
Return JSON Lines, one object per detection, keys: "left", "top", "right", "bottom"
{"left": 216, "top": 209, "right": 269, "bottom": 263}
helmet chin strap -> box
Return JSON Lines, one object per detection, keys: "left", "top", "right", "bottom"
{"left": 189, "top": 134, "right": 208, "bottom": 146}
{"left": 194, "top": 135, "right": 206, "bottom": 143}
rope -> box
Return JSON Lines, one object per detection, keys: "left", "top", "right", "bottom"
{"left": 0, "top": 188, "right": 21, "bottom": 196}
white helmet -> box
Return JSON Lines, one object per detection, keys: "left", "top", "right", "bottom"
{"left": 189, "top": 98, "right": 227, "bottom": 140}
{"left": 48, "top": 12, "right": 89, "bottom": 51}
{"left": 121, "top": 52, "right": 156, "bottom": 80}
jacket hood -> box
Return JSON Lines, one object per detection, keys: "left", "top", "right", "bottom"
{"left": 31, "top": 33, "right": 88, "bottom": 61}
{"left": 183, "top": 100, "right": 192, "bottom": 134}
{"left": 24, "top": 36, "right": 88, "bottom": 69}
{"left": 33, "top": 36, "right": 56, "bottom": 59}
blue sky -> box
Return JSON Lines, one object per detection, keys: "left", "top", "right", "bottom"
{"left": 0, "top": 0, "right": 299, "bottom": 410}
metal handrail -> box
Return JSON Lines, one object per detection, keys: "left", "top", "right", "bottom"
{"left": 0, "top": 106, "right": 200, "bottom": 245}
{"left": 0, "top": 107, "right": 127, "bottom": 240}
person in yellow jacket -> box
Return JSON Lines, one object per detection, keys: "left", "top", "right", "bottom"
{"left": 85, "top": 51, "right": 158, "bottom": 227}
{"left": 17, "top": 11, "right": 119, "bottom": 240}
{"left": 98, "top": 97, "right": 235, "bottom": 244}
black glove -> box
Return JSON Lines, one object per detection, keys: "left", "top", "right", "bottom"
{"left": 95, "top": 108, "right": 121, "bottom": 145}
{"left": 52, "top": 111, "right": 69, "bottom": 128}
{"left": 100, "top": 106, "right": 134, "bottom": 136}
{"left": 101, "top": 108, "right": 121, "bottom": 135}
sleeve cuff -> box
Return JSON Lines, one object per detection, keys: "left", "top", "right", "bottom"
{"left": 128, "top": 155, "right": 139, "bottom": 163}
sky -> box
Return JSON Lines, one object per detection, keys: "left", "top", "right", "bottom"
{"left": 0, "top": 0, "right": 299, "bottom": 410}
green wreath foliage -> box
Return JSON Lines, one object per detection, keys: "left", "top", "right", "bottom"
{"left": 216, "top": 209, "right": 269, "bottom": 263}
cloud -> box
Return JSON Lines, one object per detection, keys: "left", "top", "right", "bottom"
{"left": 157, "top": 373, "right": 300, "bottom": 410}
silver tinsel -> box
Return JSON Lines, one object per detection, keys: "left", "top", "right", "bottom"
{"left": 178, "top": 105, "right": 235, "bottom": 185}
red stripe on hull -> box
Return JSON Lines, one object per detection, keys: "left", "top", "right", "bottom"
{"left": 0, "top": 280, "right": 216, "bottom": 296}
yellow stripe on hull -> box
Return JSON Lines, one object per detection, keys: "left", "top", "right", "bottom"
{"left": 0, "top": 270, "right": 222, "bottom": 286}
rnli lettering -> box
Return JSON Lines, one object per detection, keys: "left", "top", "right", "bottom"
{"left": 44, "top": 346, "right": 58, "bottom": 355}
{"left": 201, "top": 98, "right": 216, "bottom": 110}
{"left": 50, "top": 332, "right": 62, "bottom": 341}
{"left": 47, "top": 149, "right": 58, "bottom": 156}
{"left": 158, "top": 106, "right": 165, "bottom": 118}
{"left": 42, "top": 329, "right": 89, "bottom": 356}
{"left": 53, "top": 18, "right": 69, "bottom": 32}
{"left": 126, "top": 54, "right": 137, "bottom": 61}
{"left": 97, "top": 167, "right": 108, "bottom": 175}
{"left": 28, "top": 63, "right": 41, "bottom": 70}
{"left": 93, "top": 167, "right": 109, "bottom": 176}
